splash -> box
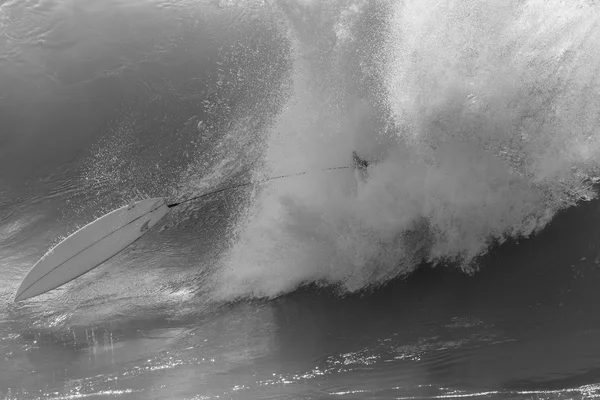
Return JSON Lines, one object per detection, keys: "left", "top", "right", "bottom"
{"left": 211, "top": 0, "right": 600, "bottom": 300}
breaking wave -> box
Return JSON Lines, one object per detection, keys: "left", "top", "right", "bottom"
{"left": 213, "top": 0, "right": 600, "bottom": 300}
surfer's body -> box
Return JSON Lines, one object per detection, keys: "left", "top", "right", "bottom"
{"left": 352, "top": 150, "right": 371, "bottom": 183}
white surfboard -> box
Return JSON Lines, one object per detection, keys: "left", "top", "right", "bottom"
{"left": 14, "top": 197, "right": 170, "bottom": 302}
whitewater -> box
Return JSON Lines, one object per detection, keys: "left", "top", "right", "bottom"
{"left": 217, "top": 0, "right": 600, "bottom": 299}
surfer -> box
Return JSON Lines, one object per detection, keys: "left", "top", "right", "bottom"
{"left": 352, "top": 150, "right": 370, "bottom": 170}
{"left": 352, "top": 150, "right": 371, "bottom": 182}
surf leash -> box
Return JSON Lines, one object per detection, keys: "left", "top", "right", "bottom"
{"left": 167, "top": 166, "right": 350, "bottom": 208}
{"left": 13, "top": 165, "right": 352, "bottom": 301}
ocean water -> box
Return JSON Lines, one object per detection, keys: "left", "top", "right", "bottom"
{"left": 2, "top": 0, "right": 600, "bottom": 398}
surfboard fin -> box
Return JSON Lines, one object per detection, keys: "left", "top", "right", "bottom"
{"left": 140, "top": 219, "right": 151, "bottom": 232}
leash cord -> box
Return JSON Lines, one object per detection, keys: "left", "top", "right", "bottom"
{"left": 167, "top": 166, "right": 350, "bottom": 208}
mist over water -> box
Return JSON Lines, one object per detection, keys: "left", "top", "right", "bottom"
{"left": 215, "top": 0, "right": 600, "bottom": 300}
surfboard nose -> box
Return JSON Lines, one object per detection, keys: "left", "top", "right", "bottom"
{"left": 14, "top": 285, "right": 39, "bottom": 302}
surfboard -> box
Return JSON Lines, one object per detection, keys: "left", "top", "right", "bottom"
{"left": 14, "top": 197, "right": 170, "bottom": 302}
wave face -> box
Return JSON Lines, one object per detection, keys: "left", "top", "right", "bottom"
{"left": 213, "top": 0, "right": 600, "bottom": 300}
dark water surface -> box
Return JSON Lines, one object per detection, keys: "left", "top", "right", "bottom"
{"left": 2, "top": 0, "right": 600, "bottom": 399}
